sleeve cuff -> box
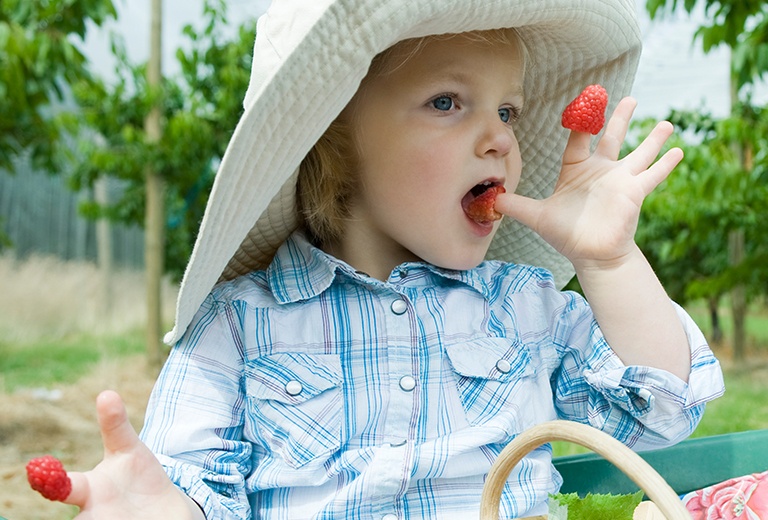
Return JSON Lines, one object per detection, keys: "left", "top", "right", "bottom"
{"left": 155, "top": 454, "right": 251, "bottom": 520}
{"left": 581, "top": 303, "right": 725, "bottom": 437}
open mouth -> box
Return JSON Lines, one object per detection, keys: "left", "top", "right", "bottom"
{"left": 462, "top": 180, "right": 506, "bottom": 225}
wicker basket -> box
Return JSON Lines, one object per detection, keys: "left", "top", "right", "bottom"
{"left": 479, "top": 420, "right": 692, "bottom": 519}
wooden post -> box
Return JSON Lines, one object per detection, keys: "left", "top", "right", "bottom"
{"left": 145, "top": 0, "right": 164, "bottom": 371}
{"left": 95, "top": 177, "right": 114, "bottom": 332}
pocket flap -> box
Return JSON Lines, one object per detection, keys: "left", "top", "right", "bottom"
{"left": 444, "top": 337, "right": 532, "bottom": 381}
{"left": 245, "top": 352, "right": 342, "bottom": 405}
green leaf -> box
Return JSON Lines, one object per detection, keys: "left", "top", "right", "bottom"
{"left": 549, "top": 491, "right": 644, "bottom": 520}
{"left": 548, "top": 496, "right": 569, "bottom": 520}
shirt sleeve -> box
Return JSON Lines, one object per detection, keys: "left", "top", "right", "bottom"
{"left": 552, "top": 296, "right": 725, "bottom": 451}
{"left": 139, "top": 293, "right": 253, "bottom": 520}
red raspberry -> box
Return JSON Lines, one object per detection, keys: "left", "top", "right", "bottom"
{"left": 561, "top": 84, "right": 608, "bottom": 135}
{"left": 26, "top": 455, "right": 72, "bottom": 502}
{"left": 465, "top": 185, "right": 506, "bottom": 224}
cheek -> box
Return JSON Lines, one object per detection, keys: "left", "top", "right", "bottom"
{"left": 506, "top": 141, "right": 524, "bottom": 189}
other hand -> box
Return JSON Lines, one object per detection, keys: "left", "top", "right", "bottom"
{"left": 495, "top": 97, "right": 683, "bottom": 270}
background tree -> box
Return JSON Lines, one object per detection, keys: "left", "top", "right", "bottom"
{"left": 65, "top": 0, "right": 256, "bottom": 363}
{"left": 646, "top": 0, "right": 768, "bottom": 360}
{"left": 631, "top": 110, "right": 768, "bottom": 346}
{"left": 0, "top": 0, "right": 116, "bottom": 173}
{"left": 1, "top": 0, "right": 116, "bottom": 253}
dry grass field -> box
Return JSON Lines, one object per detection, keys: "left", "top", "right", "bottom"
{"left": 0, "top": 255, "right": 175, "bottom": 519}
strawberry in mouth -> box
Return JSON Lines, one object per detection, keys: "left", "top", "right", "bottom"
{"left": 462, "top": 181, "right": 506, "bottom": 225}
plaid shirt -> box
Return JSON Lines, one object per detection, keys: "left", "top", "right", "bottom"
{"left": 140, "top": 232, "right": 724, "bottom": 520}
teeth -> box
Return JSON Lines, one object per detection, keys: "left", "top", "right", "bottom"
{"left": 470, "top": 180, "right": 496, "bottom": 198}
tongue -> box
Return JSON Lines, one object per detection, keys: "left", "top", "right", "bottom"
{"left": 463, "top": 185, "right": 506, "bottom": 224}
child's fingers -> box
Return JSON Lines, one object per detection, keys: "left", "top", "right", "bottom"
{"left": 96, "top": 390, "right": 140, "bottom": 455}
{"left": 494, "top": 191, "right": 542, "bottom": 231}
{"left": 563, "top": 96, "right": 636, "bottom": 165}
{"left": 561, "top": 131, "right": 592, "bottom": 165}
{"left": 638, "top": 147, "right": 683, "bottom": 194}
{"left": 594, "top": 96, "right": 637, "bottom": 159}
{"left": 623, "top": 120, "right": 675, "bottom": 173}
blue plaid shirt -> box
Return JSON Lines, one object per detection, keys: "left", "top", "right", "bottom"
{"left": 140, "top": 231, "right": 724, "bottom": 519}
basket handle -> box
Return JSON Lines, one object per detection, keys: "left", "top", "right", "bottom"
{"left": 479, "top": 420, "right": 691, "bottom": 519}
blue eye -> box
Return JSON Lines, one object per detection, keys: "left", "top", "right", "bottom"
{"left": 499, "top": 107, "right": 514, "bottom": 123}
{"left": 432, "top": 96, "right": 454, "bottom": 111}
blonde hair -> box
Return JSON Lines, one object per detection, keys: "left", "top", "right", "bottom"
{"left": 296, "top": 28, "right": 525, "bottom": 247}
{"left": 296, "top": 118, "right": 356, "bottom": 247}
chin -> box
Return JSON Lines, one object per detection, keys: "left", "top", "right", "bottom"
{"left": 426, "top": 251, "right": 488, "bottom": 272}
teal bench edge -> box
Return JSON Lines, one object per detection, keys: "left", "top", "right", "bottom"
{"left": 553, "top": 429, "right": 768, "bottom": 497}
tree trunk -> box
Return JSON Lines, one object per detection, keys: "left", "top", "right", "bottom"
{"left": 728, "top": 230, "right": 746, "bottom": 361}
{"left": 145, "top": 0, "right": 164, "bottom": 371}
{"left": 708, "top": 296, "right": 723, "bottom": 345}
{"left": 729, "top": 66, "right": 747, "bottom": 363}
{"left": 95, "top": 177, "right": 113, "bottom": 333}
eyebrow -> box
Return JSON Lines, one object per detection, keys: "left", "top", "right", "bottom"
{"left": 426, "top": 70, "right": 525, "bottom": 98}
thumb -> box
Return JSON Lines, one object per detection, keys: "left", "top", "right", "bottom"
{"left": 64, "top": 471, "right": 90, "bottom": 508}
{"left": 62, "top": 390, "right": 138, "bottom": 508}
{"left": 96, "top": 390, "right": 140, "bottom": 455}
{"left": 495, "top": 191, "right": 543, "bottom": 232}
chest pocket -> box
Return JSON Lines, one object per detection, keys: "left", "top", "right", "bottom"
{"left": 245, "top": 352, "right": 344, "bottom": 469}
{"left": 444, "top": 337, "right": 535, "bottom": 426}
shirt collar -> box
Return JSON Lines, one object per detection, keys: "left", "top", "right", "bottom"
{"left": 266, "top": 231, "right": 496, "bottom": 303}
{"left": 419, "top": 263, "right": 495, "bottom": 300}
{"left": 266, "top": 231, "right": 346, "bottom": 304}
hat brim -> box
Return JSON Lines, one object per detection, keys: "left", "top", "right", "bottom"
{"left": 165, "top": 0, "right": 641, "bottom": 345}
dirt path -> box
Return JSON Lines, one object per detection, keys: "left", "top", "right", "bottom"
{"left": 0, "top": 355, "right": 156, "bottom": 520}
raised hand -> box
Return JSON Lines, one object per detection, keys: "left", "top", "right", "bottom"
{"left": 63, "top": 390, "right": 205, "bottom": 520}
{"left": 496, "top": 97, "right": 683, "bottom": 270}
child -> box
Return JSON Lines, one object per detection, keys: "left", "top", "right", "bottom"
{"left": 59, "top": 0, "right": 725, "bottom": 518}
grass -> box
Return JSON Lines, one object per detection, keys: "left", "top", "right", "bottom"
{"left": 0, "top": 254, "right": 176, "bottom": 392}
{"left": 0, "top": 330, "right": 145, "bottom": 391}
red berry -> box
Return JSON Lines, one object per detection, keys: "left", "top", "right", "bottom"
{"left": 561, "top": 84, "right": 608, "bottom": 135}
{"left": 26, "top": 455, "right": 72, "bottom": 502}
{"left": 465, "top": 185, "right": 506, "bottom": 224}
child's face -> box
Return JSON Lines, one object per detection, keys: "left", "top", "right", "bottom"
{"left": 344, "top": 33, "right": 524, "bottom": 273}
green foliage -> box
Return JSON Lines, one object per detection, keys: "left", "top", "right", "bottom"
{"left": 67, "top": 0, "right": 257, "bottom": 279}
{"left": 0, "top": 0, "right": 116, "bottom": 173}
{"left": 632, "top": 107, "right": 768, "bottom": 304}
{"left": 548, "top": 491, "right": 643, "bottom": 520}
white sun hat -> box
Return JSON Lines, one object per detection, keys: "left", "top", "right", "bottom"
{"left": 164, "top": 0, "right": 642, "bottom": 345}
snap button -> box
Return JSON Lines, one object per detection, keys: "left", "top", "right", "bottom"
{"left": 399, "top": 375, "right": 416, "bottom": 392}
{"left": 285, "top": 380, "right": 303, "bottom": 396}
{"left": 382, "top": 514, "right": 398, "bottom": 520}
{"left": 496, "top": 359, "right": 512, "bottom": 374}
{"left": 390, "top": 299, "right": 408, "bottom": 315}
{"left": 397, "top": 268, "right": 408, "bottom": 278}
{"left": 390, "top": 439, "right": 407, "bottom": 447}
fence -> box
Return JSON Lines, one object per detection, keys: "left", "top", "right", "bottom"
{"left": 0, "top": 164, "right": 143, "bottom": 268}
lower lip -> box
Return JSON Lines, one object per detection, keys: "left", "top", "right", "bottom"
{"left": 465, "top": 215, "right": 496, "bottom": 237}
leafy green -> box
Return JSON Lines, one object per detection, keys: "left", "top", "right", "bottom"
{"left": 548, "top": 491, "right": 644, "bottom": 520}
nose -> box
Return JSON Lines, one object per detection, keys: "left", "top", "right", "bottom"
{"left": 475, "top": 114, "right": 517, "bottom": 158}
